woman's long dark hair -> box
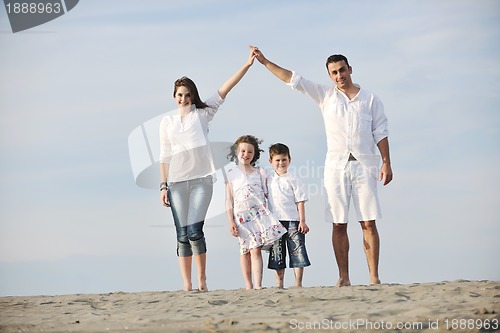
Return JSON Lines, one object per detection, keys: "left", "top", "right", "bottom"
{"left": 173, "top": 76, "right": 209, "bottom": 109}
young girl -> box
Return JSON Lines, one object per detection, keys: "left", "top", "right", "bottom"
{"left": 225, "top": 135, "right": 287, "bottom": 289}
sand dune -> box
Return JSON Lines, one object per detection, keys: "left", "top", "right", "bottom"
{"left": 1, "top": 280, "right": 499, "bottom": 332}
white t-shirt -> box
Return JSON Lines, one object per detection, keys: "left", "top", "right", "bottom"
{"left": 267, "top": 171, "right": 308, "bottom": 221}
{"left": 159, "top": 93, "right": 225, "bottom": 182}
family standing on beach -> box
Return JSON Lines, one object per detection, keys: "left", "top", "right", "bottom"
{"left": 159, "top": 46, "right": 393, "bottom": 291}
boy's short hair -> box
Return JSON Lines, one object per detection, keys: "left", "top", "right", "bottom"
{"left": 269, "top": 143, "right": 291, "bottom": 159}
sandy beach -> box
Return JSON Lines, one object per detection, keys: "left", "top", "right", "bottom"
{"left": 1, "top": 280, "right": 498, "bottom": 333}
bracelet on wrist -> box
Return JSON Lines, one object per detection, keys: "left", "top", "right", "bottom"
{"left": 160, "top": 182, "right": 169, "bottom": 191}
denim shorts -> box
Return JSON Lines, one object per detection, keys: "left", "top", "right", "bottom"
{"left": 268, "top": 221, "right": 311, "bottom": 269}
{"left": 168, "top": 175, "right": 214, "bottom": 257}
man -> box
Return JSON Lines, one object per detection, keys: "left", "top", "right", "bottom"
{"left": 251, "top": 46, "right": 393, "bottom": 286}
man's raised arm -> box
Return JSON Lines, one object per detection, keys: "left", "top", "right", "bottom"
{"left": 250, "top": 45, "right": 292, "bottom": 83}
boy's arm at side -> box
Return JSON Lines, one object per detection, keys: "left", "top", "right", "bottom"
{"left": 225, "top": 182, "right": 238, "bottom": 237}
{"left": 296, "top": 201, "right": 309, "bottom": 234}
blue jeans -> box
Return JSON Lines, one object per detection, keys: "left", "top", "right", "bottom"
{"left": 268, "top": 221, "right": 311, "bottom": 269}
{"left": 168, "top": 175, "right": 214, "bottom": 257}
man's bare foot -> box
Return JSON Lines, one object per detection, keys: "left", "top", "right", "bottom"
{"left": 336, "top": 278, "right": 351, "bottom": 287}
{"left": 198, "top": 284, "right": 208, "bottom": 292}
{"left": 370, "top": 279, "right": 381, "bottom": 285}
{"left": 183, "top": 284, "right": 193, "bottom": 292}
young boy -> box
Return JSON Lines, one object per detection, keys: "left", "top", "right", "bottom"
{"left": 266, "top": 143, "right": 311, "bottom": 288}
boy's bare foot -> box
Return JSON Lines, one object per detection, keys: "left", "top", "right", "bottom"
{"left": 370, "top": 278, "right": 381, "bottom": 285}
{"left": 336, "top": 278, "right": 351, "bottom": 287}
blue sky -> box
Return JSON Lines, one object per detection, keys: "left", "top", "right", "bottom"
{"left": 0, "top": 0, "right": 499, "bottom": 296}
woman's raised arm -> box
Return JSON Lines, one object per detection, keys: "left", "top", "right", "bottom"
{"left": 217, "top": 46, "right": 256, "bottom": 99}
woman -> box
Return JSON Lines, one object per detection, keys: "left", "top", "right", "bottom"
{"left": 159, "top": 48, "right": 255, "bottom": 291}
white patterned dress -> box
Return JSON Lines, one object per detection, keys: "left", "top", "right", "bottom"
{"left": 227, "top": 166, "right": 287, "bottom": 255}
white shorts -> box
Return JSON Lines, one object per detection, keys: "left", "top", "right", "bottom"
{"left": 323, "top": 161, "right": 382, "bottom": 224}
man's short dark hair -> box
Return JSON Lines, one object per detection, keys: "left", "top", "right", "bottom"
{"left": 326, "top": 54, "right": 350, "bottom": 69}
